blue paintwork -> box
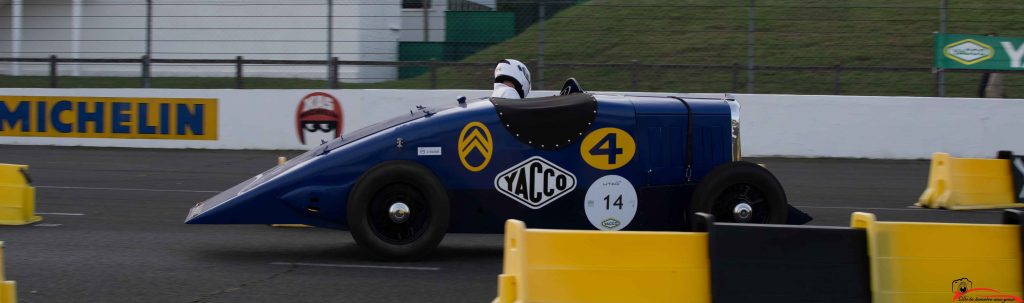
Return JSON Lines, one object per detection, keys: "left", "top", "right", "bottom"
{"left": 185, "top": 94, "right": 735, "bottom": 233}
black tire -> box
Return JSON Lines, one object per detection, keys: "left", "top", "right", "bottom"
{"left": 347, "top": 161, "right": 450, "bottom": 260}
{"left": 690, "top": 161, "right": 787, "bottom": 224}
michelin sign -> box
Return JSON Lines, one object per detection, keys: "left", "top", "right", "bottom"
{"left": 935, "top": 33, "right": 1024, "bottom": 70}
{"left": 0, "top": 96, "right": 217, "bottom": 140}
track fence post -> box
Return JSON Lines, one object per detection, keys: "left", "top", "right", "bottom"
{"left": 326, "top": 0, "right": 334, "bottom": 84}
{"left": 430, "top": 59, "right": 438, "bottom": 89}
{"left": 328, "top": 56, "right": 338, "bottom": 89}
{"left": 937, "top": 0, "right": 947, "bottom": 97}
{"left": 141, "top": 55, "right": 151, "bottom": 88}
{"left": 537, "top": 0, "right": 545, "bottom": 91}
{"left": 832, "top": 64, "right": 842, "bottom": 95}
{"left": 49, "top": 55, "right": 58, "bottom": 88}
{"left": 731, "top": 62, "right": 740, "bottom": 93}
{"left": 630, "top": 60, "right": 639, "bottom": 91}
{"left": 235, "top": 56, "right": 244, "bottom": 89}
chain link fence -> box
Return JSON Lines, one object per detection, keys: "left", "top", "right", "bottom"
{"left": 1, "top": 0, "right": 1022, "bottom": 97}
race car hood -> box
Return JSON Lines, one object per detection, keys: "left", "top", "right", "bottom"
{"left": 185, "top": 106, "right": 440, "bottom": 225}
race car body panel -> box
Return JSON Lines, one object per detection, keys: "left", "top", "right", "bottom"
{"left": 186, "top": 93, "right": 791, "bottom": 234}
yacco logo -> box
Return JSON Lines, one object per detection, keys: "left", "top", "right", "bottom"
{"left": 945, "top": 39, "right": 995, "bottom": 65}
{"left": 601, "top": 218, "right": 621, "bottom": 229}
{"left": 295, "top": 92, "right": 343, "bottom": 145}
{"left": 458, "top": 121, "right": 492, "bottom": 172}
{"left": 0, "top": 96, "right": 217, "bottom": 140}
{"left": 951, "top": 278, "right": 1023, "bottom": 302}
{"left": 494, "top": 156, "right": 577, "bottom": 209}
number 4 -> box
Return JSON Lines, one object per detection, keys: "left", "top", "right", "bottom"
{"left": 590, "top": 133, "right": 624, "bottom": 165}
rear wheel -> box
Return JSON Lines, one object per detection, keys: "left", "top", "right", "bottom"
{"left": 690, "top": 161, "right": 787, "bottom": 224}
{"left": 347, "top": 161, "right": 449, "bottom": 260}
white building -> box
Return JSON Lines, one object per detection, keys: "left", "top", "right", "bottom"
{"left": 0, "top": 0, "right": 494, "bottom": 82}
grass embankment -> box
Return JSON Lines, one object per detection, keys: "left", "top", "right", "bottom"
{"left": 423, "top": 0, "right": 1024, "bottom": 97}
{"left": 5, "top": 0, "right": 1024, "bottom": 97}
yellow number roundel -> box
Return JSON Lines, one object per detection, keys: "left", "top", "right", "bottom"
{"left": 458, "top": 121, "right": 493, "bottom": 172}
{"left": 580, "top": 127, "right": 636, "bottom": 170}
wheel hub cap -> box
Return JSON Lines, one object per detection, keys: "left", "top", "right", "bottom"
{"left": 733, "top": 202, "right": 753, "bottom": 222}
{"left": 388, "top": 202, "right": 410, "bottom": 223}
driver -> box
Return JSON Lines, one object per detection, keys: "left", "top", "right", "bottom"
{"left": 492, "top": 59, "right": 532, "bottom": 99}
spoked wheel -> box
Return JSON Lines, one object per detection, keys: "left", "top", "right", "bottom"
{"left": 691, "top": 162, "right": 787, "bottom": 224}
{"left": 367, "top": 183, "right": 429, "bottom": 245}
{"left": 348, "top": 161, "right": 449, "bottom": 260}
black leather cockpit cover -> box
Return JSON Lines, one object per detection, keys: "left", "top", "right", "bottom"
{"left": 491, "top": 93, "right": 597, "bottom": 150}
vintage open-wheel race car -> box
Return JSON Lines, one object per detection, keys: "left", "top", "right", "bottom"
{"left": 186, "top": 89, "right": 811, "bottom": 260}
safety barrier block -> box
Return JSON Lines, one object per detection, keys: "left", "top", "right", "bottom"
{"left": 917, "top": 152, "right": 1019, "bottom": 210}
{"left": 0, "top": 242, "right": 17, "bottom": 303}
{"left": 492, "top": 220, "right": 710, "bottom": 303}
{"left": 0, "top": 164, "right": 41, "bottom": 226}
{"left": 707, "top": 221, "right": 871, "bottom": 303}
{"left": 852, "top": 212, "right": 1023, "bottom": 303}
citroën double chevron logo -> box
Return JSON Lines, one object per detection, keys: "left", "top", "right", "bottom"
{"left": 458, "top": 121, "right": 493, "bottom": 172}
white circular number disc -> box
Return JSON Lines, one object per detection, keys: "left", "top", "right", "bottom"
{"left": 584, "top": 175, "right": 638, "bottom": 231}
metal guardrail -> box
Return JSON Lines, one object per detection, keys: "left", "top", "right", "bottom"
{"left": 0, "top": 56, "right": 979, "bottom": 94}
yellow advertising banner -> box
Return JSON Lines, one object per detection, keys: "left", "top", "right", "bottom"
{"left": 0, "top": 96, "right": 217, "bottom": 140}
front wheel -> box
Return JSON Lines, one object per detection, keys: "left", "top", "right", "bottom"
{"left": 690, "top": 161, "right": 787, "bottom": 224}
{"left": 347, "top": 161, "right": 450, "bottom": 260}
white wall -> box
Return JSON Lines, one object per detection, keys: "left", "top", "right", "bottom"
{"left": 735, "top": 94, "right": 1024, "bottom": 159}
{"left": 0, "top": 88, "right": 491, "bottom": 150}
{"left": 0, "top": 1, "right": 400, "bottom": 82}
{"left": 0, "top": 88, "right": 1021, "bottom": 160}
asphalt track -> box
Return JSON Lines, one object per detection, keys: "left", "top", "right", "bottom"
{"left": 0, "top": 145, "right": 1008, "bottom": 303}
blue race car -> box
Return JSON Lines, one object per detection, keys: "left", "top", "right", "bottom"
{"left": 186, "top": 91, "right": 810, "bottom": 259}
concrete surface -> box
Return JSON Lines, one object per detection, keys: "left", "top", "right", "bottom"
{"left": 0, "top": 145, "right": 1006, "bottom": 303}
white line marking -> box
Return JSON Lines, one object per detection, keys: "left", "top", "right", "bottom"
{"left": 33, "top": 223, "right": 62, "bottom": 227}
{"left": 36, "top": 212, "right": 85, "bottom": 216}
{"left": 36, "top": 185, "right": 219, "bottom": 193}
{"left": 792, "top": 205, "right": 1001, "bottom": 212}
{"left": 271, "top": 262, "right": 440, "bottom": 271}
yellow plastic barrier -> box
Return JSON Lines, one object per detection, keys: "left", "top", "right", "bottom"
{"left": 0, "top": 164, "right": 41, "bottom": 225}
{"left": 917, "top": 152, "right": 1019, "bottom": 209}
{"left": 0, "top": 242, "right": 17, "bottom": 303}
{"left": 851, "top": 212, "right": 1022, "bottom": 303}
{"left": 493, "top": 220, "right": 710, "bottom": 303}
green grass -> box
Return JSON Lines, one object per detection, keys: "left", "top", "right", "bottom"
{"left": 419, "top": 0, "right": 1024, "bottom": 97}
{"left": 6, "top": 0, "right": 1024, "bottom": 97}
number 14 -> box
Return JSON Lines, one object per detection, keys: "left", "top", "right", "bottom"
{"left": 604, "top": 194, "right": 623, "bottom": 210}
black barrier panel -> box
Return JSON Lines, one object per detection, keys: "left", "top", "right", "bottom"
{"left": 1014, "top": 156, "right": 1024, "bottom": 203}
{"left": 998, "top": 151, "right": 1024, "bottom": 203}
{"left": 709, "top": 223, "right": 871, "bottom": 303}
{"left": 1002, "top": 209, "right": 1024, "bottom": 296}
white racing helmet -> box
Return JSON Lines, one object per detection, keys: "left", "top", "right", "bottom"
{"left": 494, "top": 59, "right": 532, "bottom": 98}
